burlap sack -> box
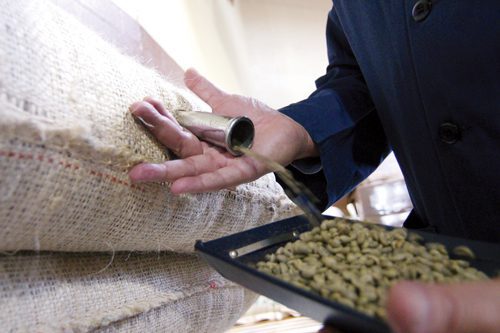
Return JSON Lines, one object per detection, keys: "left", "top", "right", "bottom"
{"left": 0, "top": 0, "right": 298, "bottom": 252}
{"left": 0, "top": 251, "right": 257, "bottom": 332}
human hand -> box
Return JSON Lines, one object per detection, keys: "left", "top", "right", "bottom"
{"left": 128, "top": 68, "right": 317, "bottom": 193}
{"left": 386, "top": 279, "right": 500, "bottom": 333}
{"left": 319, "top": 279, "right": 500, "bottom": 333}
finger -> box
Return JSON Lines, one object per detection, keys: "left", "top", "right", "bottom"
{"left": 142, "top": 96, "right": 179, "bottom": 125}
{"left": 132, "top": 151, "right": 228, "bottom": 183}
{"left": 170, "top": 161, "right": 261, "bottom": 194}
{"left": 184, "top": 68, "right": 226, "bottom": 108}
{"left": 129, "top": 163, "right": 169, "bottom": 183}
{"left": 129, "top": 144, "right": 230, "bottom": 184}
{"left": 158, "top": 151, "right": 265, "bottom": 184}
{"left": 130, "top": 101, "right": 203, "bottom": 158}
{"left": 387, "top": 279, "right": 500, "bottom": 333}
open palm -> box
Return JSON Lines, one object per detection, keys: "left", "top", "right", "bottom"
{"left": 129, "top": 68, "right": 316, "bottom": 194}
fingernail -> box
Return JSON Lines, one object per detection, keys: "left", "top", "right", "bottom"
{"left": 129, "top": 101, "right": 141, "bottom": 112}
{"left": 184, "top": 68, "right": 200, "bottom": 81}
{"left": 129, "top": 164, "right": 164, "bottom": 184}
{"left": 128, "top": 168, "right": 146, "bottom": 184}
{"left": 128, "top": 171, "right": 144, "bottom": 184}
{"left": 135, "top": 116, "right": 154, "bottom": 129}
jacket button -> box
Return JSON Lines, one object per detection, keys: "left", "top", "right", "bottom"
{"left": 412, "top": 0, "right": 432, "bottom": 22}
{"left": 439, "top": 122, "right": 461, "bottom": 144}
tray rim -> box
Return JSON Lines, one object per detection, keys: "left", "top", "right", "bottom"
{"left": 195, "top": 214, "right": 499, "bottom": 331}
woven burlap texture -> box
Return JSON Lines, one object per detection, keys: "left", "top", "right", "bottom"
{"left": 0, "top": 0, "right": 299, "bottom": 252}
{"left": 0, "top": 251, "right": 257, "bottom": 332}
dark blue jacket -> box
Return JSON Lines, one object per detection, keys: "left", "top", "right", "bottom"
{"left": 280, "top": 1, "right": 500, "bottom": 242}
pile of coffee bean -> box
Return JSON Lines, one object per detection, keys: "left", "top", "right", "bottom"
{"left": 256, "top": 218, "right": 489, "bottom": 319}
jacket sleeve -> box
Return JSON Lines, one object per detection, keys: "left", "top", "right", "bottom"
{"left": 279, "top": 7, "right": 390, "bottom": 209}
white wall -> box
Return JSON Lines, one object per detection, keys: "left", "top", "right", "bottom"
{"left": 110, "top": 0, "right": 244, "bottom": 94}
{"left": 233, "top": 0, "right": 332, "bottom": 107}
{"left": 112, "top": 0, "right": 331, "bottom": 107}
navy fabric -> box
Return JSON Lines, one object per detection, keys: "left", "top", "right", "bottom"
{"left": 279, "top": 1, "right": 500, "bottom": 242}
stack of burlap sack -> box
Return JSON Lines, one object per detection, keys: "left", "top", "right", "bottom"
{"left": 0, "top": 1, "right": 298, "bottom": 331}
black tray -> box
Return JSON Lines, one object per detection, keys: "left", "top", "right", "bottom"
{"left": 195, "top": 215, "right": 500, "bottom": 333}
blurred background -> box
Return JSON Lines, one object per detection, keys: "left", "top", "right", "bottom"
{"left": 109, "top": 1, "right": 413, "bottom": 331}
{"left": 112, "top": 0, "right": 329, "bottom": 107}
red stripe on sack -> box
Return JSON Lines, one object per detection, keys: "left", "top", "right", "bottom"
{"left": 1, "top": 149, "right": 144, "bottom": 192}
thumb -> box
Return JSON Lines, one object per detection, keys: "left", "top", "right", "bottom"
{"left": 184, "top": 68, "right": 226, "bottom": 109}
{"left": 387, "top": 279, "right": 500, "bottom": 333}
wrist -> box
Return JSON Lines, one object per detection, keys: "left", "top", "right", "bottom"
{"left": 294, "top": 122, "right": 319, "bottom": 160}
{"left": 266, "top": 110, "right": 319, "bottom": 165}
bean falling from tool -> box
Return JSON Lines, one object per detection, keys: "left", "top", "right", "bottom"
{"left": 234, "top": 146, "right": 324, "bottom": 227}
{"left": 171, "top": 109, "right": 323, "bottom": 227}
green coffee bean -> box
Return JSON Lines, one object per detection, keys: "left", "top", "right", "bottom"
{"left": 453, "top": 245, "right": 476, "bottom": 259}
{"left": 257, "top": 218, "right": 489, "bottom": 321}
{"left": 293, "top": 241, "right": 310, "bottom": 255}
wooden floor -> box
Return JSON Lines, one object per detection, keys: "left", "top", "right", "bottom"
{"left": 228, "top": 316, "right": 322, "bottom": 333}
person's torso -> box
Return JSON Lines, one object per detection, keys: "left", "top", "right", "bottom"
{"left": 332, "top": 0, "right": 500, "bottom": 241}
